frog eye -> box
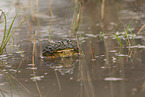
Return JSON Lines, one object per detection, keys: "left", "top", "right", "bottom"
{"left": 46, "top": 46, "right": 51, "bottom": 49}
{"left": 58, "top": 41, "right": 62, "bottom": 45}
{"left": 67, "top": 40, "right": 72, "bottom": 43}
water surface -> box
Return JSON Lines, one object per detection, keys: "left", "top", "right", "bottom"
{"left": 0, "top": 0, "right": 145, "bottom": 97}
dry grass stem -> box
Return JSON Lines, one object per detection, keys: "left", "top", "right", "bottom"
{"left": 90, "top": 42, "right": 95, "bottom": 59}
{"left": 128, "top": 50, "right": 134, "bottom": 64}
{"left": 32, "top": 30, "right": 42, "bottom": 97}
{"left": 49, "top": 0, "right": 52, "bottom": 42}
{"left": 36, "top": 0, "right": 40, "bottom": 29}
{"left": 124, "top": 28, "right": 131, "bottom": 47}
{"left": 80, "top": 61, "right": 95, "bottom": 97}
{"left": 22, "top": 7, "right": 32, "bottom": 32}
{"left": 69, "top": 0, "right": 81, "bottom": 34}
{"left": 101, "top": 0, "right": 105, "bottom": 27}
{"left": 84, "top": 0, "right": 90, "bottom": 7}
{"left": 55, "top": 70, "right": 61, "bottom": 91}
{"left": 10, "top": 74, "right": 31, "bottom": 93}
{"left": 30, "top": 0, "right": 35, "bottom": 22}
{"left": 74, "top": 6, "right": 81, "bottom": 31}
{"left": 137, "top": 24, "right": 145, "bottom": 34}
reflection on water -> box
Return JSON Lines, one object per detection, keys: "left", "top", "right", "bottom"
{"left": 43, "top": 56, "right": 79, "bottom": 75}
{"left": 0, "top": 0, "right": 145, "bottom": 97}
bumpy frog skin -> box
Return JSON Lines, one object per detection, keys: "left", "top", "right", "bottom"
{"left": 43, "top": 40, "right": 79, "bottom": 58}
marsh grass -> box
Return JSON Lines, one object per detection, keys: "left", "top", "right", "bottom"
{"left": 0, "top": 58, "right": 31, "bottom": 96}
{"left": 0, "top": 88, "right": 9, "bottom": 97}
{"left": 0, "top": 61, "right": 20, "bottom": 96}
{"left": 4, "top": 72, "right": 30, "bottom": 97}
{"left": 99, "top": 31, "right": 105, "bottom": 41}
{"left": 70, "top": 0, "right": 82, "bottom": 34}
{"left": 70, "top": 0, "right": 91, "bottom": 34}
{"left": 137, "top": 24, "right": 145, "bottom": 34}
{"left": 22, "top": 7, "right": 32, "bottom": 32}
{"left": 124, "top": 24, "right": 132, "bottom": 47}
{"left": 36, "top": 0, "right": 40, "bottom": 29}
{"left": 0, "top": 9, "right": 16, "bottom": 55}
{"left": 30, "top": 0, "right": 35, "bottom": 22}
{"left": 0, "top": 9, "right": 24, "bottom": 55}
{"left": 113, "top": 22, "right": 135, "bottom": 48}
{"left": 101, "top": 0, "right": 105, "bottom": 27}
{"left": 48, "top": 28, "right": 51, "bottom": 42}
{"left": 32, "top": 30, "right": 42, "bottom": 97}
{"left": 114, "top": 33, "right": 123, "bottom": 48}
{"left": 48, "top": 0, "right": 53, "bottom": 42}
{"left": 0, "top": 90, "right": 5, "bottom": 97}
{"left": 0, "top": 10, "right": 25, "bottom": 96}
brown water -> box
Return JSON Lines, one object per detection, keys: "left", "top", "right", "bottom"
{"left": 0, "top": 0, "right": 145, "bottom": 97}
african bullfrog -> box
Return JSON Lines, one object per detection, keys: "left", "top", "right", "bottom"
{"left": 42, "top": 40, "right": 79, "bottom": 58}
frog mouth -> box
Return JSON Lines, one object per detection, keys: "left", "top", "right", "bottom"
{"left": 53, "top": 48, "right": 74, "bottom": 52}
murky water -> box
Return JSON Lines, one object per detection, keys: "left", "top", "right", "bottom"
{"left": 0, "top": 0, "right": 145, "bottom": 97}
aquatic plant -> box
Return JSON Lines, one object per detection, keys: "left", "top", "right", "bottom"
{"left": 113, "top": 22, "right": 136, "bottom": 48}
{"left": 0, "top": 9, "right": 16, "bottom": 55}
{"left": 70, "top": 0, "right": 82, "bottom": 34}
{"left": 99, "top": 31, "right": 105, "bottom": 41}
{"left": 48, "top": 0, "right": 52, "bottom": 42}
{"left": 0, "top": 9, "right": 23, "bottom": 55}
{"left": 114, "top": 33, "right": 123, "bottom": 48}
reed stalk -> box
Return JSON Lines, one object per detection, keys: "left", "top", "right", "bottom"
{"left": 101, "top": 0, "right": 105, "bottom": 27}
{"left": 22, "top": 7, "right": 32, "bottom": 32}
{"left": 32, "top": 30, "right": 42, "bottom": 97}
{"left": 36, "top": 0, "right": 40, "bottom": 29}
{"left": 30, "top": 0, "right": 35, "bottom": 22}
{"left": 48, "top": 0, "right": 52, "bottom": 42}
{"left": 137, "top": 24, "right": 145, "bottom": 34}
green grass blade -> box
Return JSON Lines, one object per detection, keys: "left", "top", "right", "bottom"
{"left": 125, "top": 24, "right": 130, "bottom": 39}
{"left": 0, "top": 12, "right": 17, "bottom": 54}
{"left": 114, "top": 34, "right": 123, "bottom": 48}
{"left": 0, "top": 9, "right": 7, "bottom": 48}
{"left": 2, "top": 18, "right": 25, "bottom": 52}
{"left": 48, "top": 28, "right": 51, "bottom": 41}
{"left": 0, "top": 11, "right": 25, "bottom": 55}
{"left": 5, "top": 13, "right": 17, "bottom": 42}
